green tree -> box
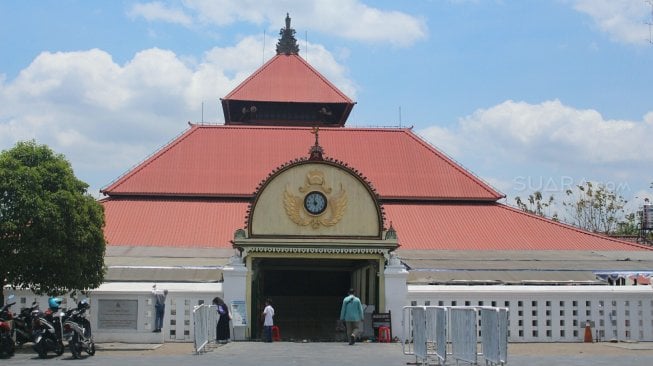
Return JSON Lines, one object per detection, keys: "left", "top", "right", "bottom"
{"left": 0, "top": 141, "right": 105, "bottom": 305}
{"left": 562, "top": 181, "right": 628, "bottom": 235}
{"left": 613, "top": 212, "right": 639, "bottom": 236}
{"left": 514, "top": 191, "right": 558, "bottom": 220}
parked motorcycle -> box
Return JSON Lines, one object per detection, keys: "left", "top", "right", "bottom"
{"left": 13, "top": 301, "right": 39, "bottom": 346}
{"left": 64, "top": 299, "right": 95, "bottom": 358}
{"left": 0, "top": 295, "right": 16, "bottom": 358}
{"left": 32, "top": 297, "right": 66, "bottom": 358}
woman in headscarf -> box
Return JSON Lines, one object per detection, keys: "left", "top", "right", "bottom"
{"left": 212, "top": 297, "right": 231, "bottom": 344}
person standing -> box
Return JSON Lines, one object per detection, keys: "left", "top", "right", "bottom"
{"left": 262, "top": 299, "right": 275, "bottom": 342}
{"left": 340, "top": 288, "right": 363, "bottom": 345}
{"left": 213, "top": 297, "right": 231, "bottom": 344}
{"left": 151, "top": 284, "right": 168, "bottom": 332}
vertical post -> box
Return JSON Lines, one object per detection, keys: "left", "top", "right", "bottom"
{"left": 222, "top": 253, "right": 249, "bottom": 340}
{"left": 384, "top": 255, "right": 407, "bottom": 336}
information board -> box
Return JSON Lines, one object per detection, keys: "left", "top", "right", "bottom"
{"left": 230, "top": 300, "right": 247, "bottom": 326}
{"left": 98, "top": 299, "right": 138, "bottom": 330}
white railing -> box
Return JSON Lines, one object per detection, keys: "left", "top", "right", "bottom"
{"left": 193, "top": 304, "right": 218, "bottom": 354}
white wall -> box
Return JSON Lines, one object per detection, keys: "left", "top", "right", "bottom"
{"left": 407, "top": 285, "right": 653, "bottom": 342}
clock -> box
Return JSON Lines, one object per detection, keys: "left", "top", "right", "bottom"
{"left": 304, "top": 191, "right": 327, "bottom": 215}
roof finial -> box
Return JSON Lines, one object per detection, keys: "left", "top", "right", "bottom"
{"left": 311, "top": 126, "right": 320, "bottom": 146}
{"left": 308, "top": 126, "right": 324, "bottom": 160}
{"left": 276, "top": 13, "right": 300, "bottom": 55}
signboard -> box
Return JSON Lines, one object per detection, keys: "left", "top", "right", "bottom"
{"left": 98, "top": 299, "right": 138, "bottom": 330}
{"left": 372, "top": 311, "right": 392, "bottom": 335}
{"left": 230, "top": 300, "right": 247, "bottom": 326}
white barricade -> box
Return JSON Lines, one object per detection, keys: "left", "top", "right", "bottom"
{"left": 193, "top": 304, "right": 218, "bottom": 354}
{"left": 433, "top": 307, "right": 447, "bottom": 364}
{"left": 413, "top": 307, "right": 427, "bottom": 360}
{"left": 450, "top": 307, "right": 477, "bottom": 365}
{"left": 480, "top": 308, "right": 508, "bottom": 366}
{"left": 402, "top": 306, "right": 508, "bottom": 365}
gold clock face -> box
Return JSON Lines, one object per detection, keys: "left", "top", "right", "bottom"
{"left": 304, "top": 191, "right": 327, "bottom": 215}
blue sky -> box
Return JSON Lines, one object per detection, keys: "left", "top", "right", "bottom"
{"left": 1, "top": 0, "right": 652, "bottom": 218}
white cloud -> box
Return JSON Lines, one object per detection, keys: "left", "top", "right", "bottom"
{"left": 418, "top": 99, "right": 653, "bottom": 201}
{"left": 573, "top": 0, "right": 650, "bottom": 45}
{"left": 0, "top": 38, "right": 354, "bottom": 194}
{"left": 127, "top": 1, "right": 193, "bottom": 26}
{"left": 455, "top": 99, "right": 653, "bottom": 164}
{"left": 129, "top": 0, "right": 427, "bottom": 47}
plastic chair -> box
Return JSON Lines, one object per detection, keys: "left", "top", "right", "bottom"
{"left": 378, "top": 326, "right": 391, "bottom": 343}
{"left": 271, "top": 325, "right": 281, "bottom": 341}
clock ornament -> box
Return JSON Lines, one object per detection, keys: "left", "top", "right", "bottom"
{"left": 283, "top": 171, "right": 347, "bottom": 229}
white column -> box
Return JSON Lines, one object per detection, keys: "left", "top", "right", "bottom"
{"left": 222, "top": 254, "right": 249, "bottom": 340}
{"left": 384, "top": 254, "right": 408, "bottom": 338}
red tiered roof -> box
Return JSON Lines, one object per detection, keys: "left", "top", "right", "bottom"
{"left": 102, "top": 197, "right": 649, "bottom": 251}
{"left": 101, "top": 125, "right": 503, "bottom": 201}
{"left": 223, "top": 54, "right": 353, "bottom": 104}
{"left": 384, "top": 203, "right": 649, "bottom": 251}
{"left": 100, "top": 125, "right": 650, "bottom": 252}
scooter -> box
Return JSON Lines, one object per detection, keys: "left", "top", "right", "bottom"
{"left": 32, "top": 298, "right": 67, "bottom": 358}
{"left": 13, "top": 301, "right": 39, "bottom": 346}
{"left": 0, "top": 295, "right": 16, "bottom": 358}
{"left": 64, "top": 299, "right": 95, "bottom": 358}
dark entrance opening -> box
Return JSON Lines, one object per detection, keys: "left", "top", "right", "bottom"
{"left": 251, "top": 258, "right": 376, "bottom": 341}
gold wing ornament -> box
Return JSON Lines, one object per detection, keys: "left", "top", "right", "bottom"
{"left": 284, "top": 183, "right": 348, "bottom": 229}
{"left": 283, "top": 188, "right": 310, "bottom": 226}
{"left": 319, "top": 184, "right": 347, "bottom": 227}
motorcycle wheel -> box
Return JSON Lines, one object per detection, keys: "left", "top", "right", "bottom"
{"left": 55, "top": 340, "right": 65, "bottom": 356}
{"left": 35, "top": 343, "right": 48, "bottom": 359}
{"left": 70, "top": 335, "right": 81, "bottom": 359}
{"left": 1, "top": 336, "right": 16, "bottom": 358}
{"left": 86, "top": 341, "right": 96, "bottom": 356}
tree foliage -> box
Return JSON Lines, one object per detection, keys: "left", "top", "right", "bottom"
{"left": 562, "top": 181, "right": 628, "bottom": 235}
{"left": 514, "top": 191, "right": 558, "bottom": 220}
{"left": 0, "top": 141, "right": 105, "bottom": 305}
{"left": 613, "top": 212, "right": 639, "bottom": 236}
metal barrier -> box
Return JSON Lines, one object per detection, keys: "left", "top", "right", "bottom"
{"left": 450, "top": 307, "right": 477, "bottom": 365}
{"left": 414, "top": 307, "right": 428, "bottom": 360}
{"left": 434, "top": 307, "right": 448, "bottom": 364}
{"left": 480, "top": 308, "right": 508, "bottom": 366}
{"left": 402, "top": 306, "right": 508, "bottom": 365}
{"left": 193, "top": 304, "right": 218, "bottom": 354}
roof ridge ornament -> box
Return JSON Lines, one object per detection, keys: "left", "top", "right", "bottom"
{"left": 309, "top": 126, "right": 324, "bottom": 160}
{"left": 276, "top": 13, "right": 300, "bottom": 55}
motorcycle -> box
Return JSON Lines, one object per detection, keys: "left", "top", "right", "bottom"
{"left": 0, "top": 296, "right": 16, "bottom": 358}
{"left": 13, "top": 301, "right": 39, "bottom": 347}
{"left": 32, "top": 298, "right": 67, "bottom": 358}
{"left": 64, "top": 299, "right": 95, "bottom": 358}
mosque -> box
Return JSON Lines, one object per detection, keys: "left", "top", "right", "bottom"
{"left": 90, "top": 15, "right": 653, "bottom": 343}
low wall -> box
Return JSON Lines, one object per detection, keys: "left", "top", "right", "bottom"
{"left": 408, "top": 284, "right": 653, "bottom": 342}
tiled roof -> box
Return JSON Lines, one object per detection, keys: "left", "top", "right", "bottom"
{"left": 101, "top": 125, "right": 503, "bottom": 200}
{"left": 222, "top": 54, "right": 353, "bottom": 104}
{"left": 102, "top": 198, "right": 247, "bottom": 248}
{"left": 385, "top": 203, "right": 649, "bottom": 251}
{"left": 101, "top": 198, "right": 650, "bottom": 252}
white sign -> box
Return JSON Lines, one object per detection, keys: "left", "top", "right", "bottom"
{"left": 230, "top": 300, "right": 247, "bottom": 326}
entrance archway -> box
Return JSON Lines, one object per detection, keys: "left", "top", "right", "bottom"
{"left": 249, "top": 256, "right": 381, "bottom": 341}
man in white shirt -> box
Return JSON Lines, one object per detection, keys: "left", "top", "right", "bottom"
{"left": 262, "top": 299, "right": 275, "bottom": 342}
{"left": 151, "top": 284, "right": 168, "bottom": 332}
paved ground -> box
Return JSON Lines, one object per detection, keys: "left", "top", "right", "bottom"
{"left": 5, "top": 341, "right": 653, "bottom": 365}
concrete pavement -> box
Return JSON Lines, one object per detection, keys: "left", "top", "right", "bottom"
{"left": 6, "top": 340, "right": 653, "bottom": 365}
